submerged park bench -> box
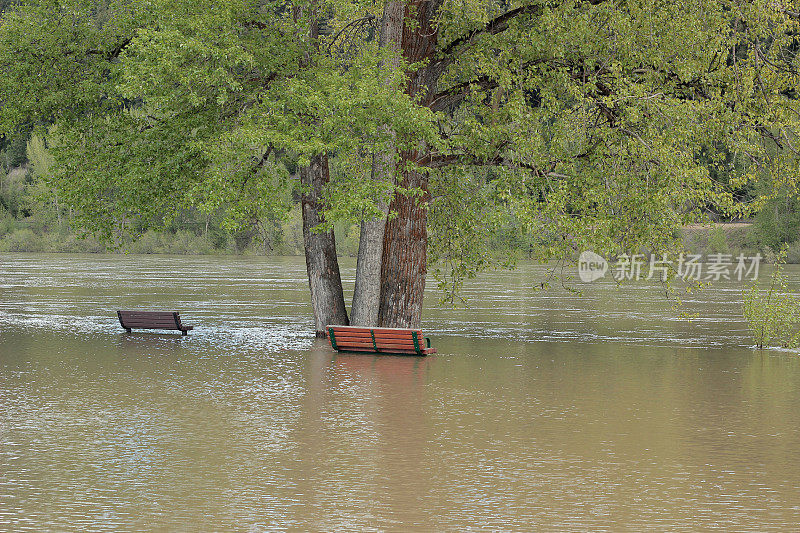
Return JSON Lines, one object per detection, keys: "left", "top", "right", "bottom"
{"left": 117, "top": 310, "right": 194, "bottom": 335}
{"left": 327, "top": 325, "right": 436, "bottom": 356}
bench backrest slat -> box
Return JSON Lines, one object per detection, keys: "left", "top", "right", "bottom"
{"left": 118, "top": 310, "right": 190, "bottom": 333}
{"left": 327, "top": 325, "right": 432, "bottom": 355}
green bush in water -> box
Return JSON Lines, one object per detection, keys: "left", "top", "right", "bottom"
{"left": 742, "top": 248, "right": 800, "bottom": 349}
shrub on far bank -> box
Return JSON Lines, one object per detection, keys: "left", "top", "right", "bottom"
{"left": 0, "top": 227, "right": 105, "bottom": 253}
{"left": 749, "top": 196, "right": 800, "bottom": 251}
{"left": 680, "top": 224, "right": 753, "bottom": 259}
{"left": 0, "top": 207, "right": 15, "bottom": 236}
{"left": 126, "top": 230, "right": 219, "bottom": 255}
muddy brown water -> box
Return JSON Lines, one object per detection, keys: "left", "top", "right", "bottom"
{"left": 1, "top": 253, "right": 799, "bottom": 531}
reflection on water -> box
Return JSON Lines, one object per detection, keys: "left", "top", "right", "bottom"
{"left": 1, "top": 253, "right": 800, "bottom": 530}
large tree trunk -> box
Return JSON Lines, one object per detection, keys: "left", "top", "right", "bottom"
{"left": 350, "top": 164, "right": 389, "bottom": 326}
{"left": 350, "top": 0, "right": 405, "bottom": 327}
{"left": 294, "top": 1, "right": 348, "bottom": 336}
{"left": 301, "top": 154, "right": 349, "bottom": 336}
{"left": 377, "top": 0, "right": 442, "bottom": 328}
{"left": 377, "top": 163, "right": 430, "bottom": 328}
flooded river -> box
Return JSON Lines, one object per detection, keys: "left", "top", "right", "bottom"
{"left": 1, "top": 253, "right": 800, "bottom": 531}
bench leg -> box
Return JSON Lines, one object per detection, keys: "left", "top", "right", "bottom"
{"left": 182, "top": 330, "right": 188, "bottom": 336}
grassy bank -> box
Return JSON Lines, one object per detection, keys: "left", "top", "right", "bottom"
{"left": 682, "top": 223, "right": 800, "bottom": 263}
{"left": 0, "top": 215, "right": 790, "bottom": 262}
{"left": 0, "top": 207, "right": 369, "bottom": 256}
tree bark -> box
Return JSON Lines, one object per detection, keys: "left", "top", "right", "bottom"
{"left": 377, "top": 0, "right": 442, "bottom": 328}
{"left": 377, "top": 162, "right": 430, "bottom": 328}
{"left": 293, "top": 0, "right": 348, "bottom": 336}
{"left": 301, "top": 153, "right": 349, "bottom": 336}
{"left": 350, "top": 0, "right": 404, "bottom": 326}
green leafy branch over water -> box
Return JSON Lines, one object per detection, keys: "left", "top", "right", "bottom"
{"left": 742, "top": 249, "right": 800, "bottom": 349}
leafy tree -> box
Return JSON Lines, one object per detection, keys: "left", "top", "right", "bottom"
{"left": 1, "top": 0, "right": 799, "bottom": 333}
{"left": 367, "top": 0, "right": 800, "bottom": 327}
{"left": 743, "top": 248, "right": 800, "bottom": 349}
{"left": 0, "top": 0, "right": 412, "bottom": 334}
{"left": 1, "top": 130, "right": 29, "bottom": 170}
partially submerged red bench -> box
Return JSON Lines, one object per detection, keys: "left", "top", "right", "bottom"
{"left": 327, "top": 325, "right": 436, "bottom": 356}
{"left": 117, "top": 310, "right": 193, "bottom": 335}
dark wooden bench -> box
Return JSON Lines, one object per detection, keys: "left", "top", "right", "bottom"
{"left": 117, "top": 310, "right": 193, "bottom": 335}
{"left": 327, "top": 325, "right": 436, "bottom": 356}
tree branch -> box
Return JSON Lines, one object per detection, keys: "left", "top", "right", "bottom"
{"left": 86, "top": 37, "right": 132, "bottom": 60}
{"left": 419, "top": 148, "right": 542, "bottom": 173}
{"left": 439, "top": 0, "right": 611, "bottom": 58}
{"left": 428, "top": 74, "right": 498, "bottom": 111}
{"left": 440, "top": 4, "right": 547, "bottom": 57}
{"left": 327, "top": 15, "right": 376, "bottom": 53}
{"left": 429, "top": 57, "right": 556, "bottom": 111}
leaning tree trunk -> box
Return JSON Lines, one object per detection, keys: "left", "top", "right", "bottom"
{"left": 350, "top": 161, "right": 390, "bottom": 326}
{"left": 350, "top": 0, "right": 404, "bottom": 327}
{"left": 301, "top": 154, "right": 349, "bottom": 336}
{"left": 377, "top": 0, "right": 442, "bottom": 328}
{"left": 294, "top": 1, "right": 348, "bottom": 336}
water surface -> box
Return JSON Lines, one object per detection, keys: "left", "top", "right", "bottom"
{"left": 1, "top": 253, "right": 799, "bottom": 531}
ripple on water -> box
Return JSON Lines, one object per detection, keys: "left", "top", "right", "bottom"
{"left": 3, "top": 254, "right": 800, "bottom": 531}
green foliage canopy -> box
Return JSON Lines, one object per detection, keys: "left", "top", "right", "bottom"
{"left": 0, "top": 0, "right": 798, "bottom": 296}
